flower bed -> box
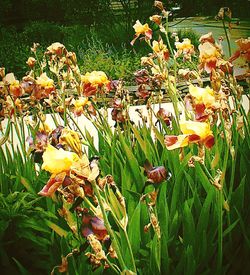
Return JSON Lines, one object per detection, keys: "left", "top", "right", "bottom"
{"left": 0, "top": 2, "right": 250, "bottom": 274}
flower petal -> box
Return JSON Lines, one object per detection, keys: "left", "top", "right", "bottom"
{"left": 38, "top": 172, "right": 66, "bottom": 197}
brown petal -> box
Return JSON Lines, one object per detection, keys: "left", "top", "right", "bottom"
{"left": 38, "top": 172, "right": 66, "bottom": 197}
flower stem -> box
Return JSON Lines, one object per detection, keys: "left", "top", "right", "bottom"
{"left": 222, "top": 19, "right": 231, "bottom": 57}
{"left": 91, "top": 180, "right": 127, "bottom": 271}
{"left": 217, "top": 189, "right": 223, "bottom": 272}
{"left": 123, "top": 229, "right": 137, "bottom": 273}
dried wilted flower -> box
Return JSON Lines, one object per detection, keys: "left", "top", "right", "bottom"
{"left": 112, "top": 97, "right": 123, "bottom": 109}
{"left": 82, "top": 213, "right": 108, "bottom": 241}
{"left": 111, "top": 108, "right": 126, "bottom": 123}
{"left": 59, "top": 128, "right": 82, "bottom": 156}
{"left": 31, "top": 42, "right": 40, "bottom": 53}
{"left": 154, "top": 1, "right": 164, "bottom": 11}
{"left": 136, "top": 84, "right": 151, "bottom": 99}
{"left": 134, "top": 69, "right": 150, "bottom": 84}
{"left": 0, "top": 67, "right": 5, "bottom": 79}
{"left": 216, "top": 7, "right": 232, "bottom": 21}
{"left": 156, "top": 108, "right": 172, "bottom": 126}
{"left": 85, "top": 234, "right": 107, "bottom": 270}
{"left": 66, "top": 51, "right": 77, "bottom": 65}
{"left": 46, "top": 42, "right": 66, "bottom": 55}
{"left": 21, "top": 76, "right": 35, "bottom": 94}
{"left": 50, "top": 126, "right": 64, "bottom": 146}
{"left": 141, "top": 56, "right": 155, "bottom": 67}
{"left": 150, "top": 211, "right": 161, "bottom": 239}
{"left": 26, "top": 57, "right": 36, "bottom": 68}
{"left": 213, "top": 169, "right": 223, "bottom": 190}
{"left": 188, "top": 155, "right": 204, "bottom": 167}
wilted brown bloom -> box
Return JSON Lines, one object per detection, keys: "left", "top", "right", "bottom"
{"left": 21, "top": 76, "right": 35, "bottom": 94}
{"left": 26, "top": 57, "right": 36, "bottom": 68}
{"left": 150, "top": 211, "right": 161, "bottom": 239}
{"left": 0, "top": 68, "right": 5, "bottom": 79}
{"left": 46, "top": 42, "right": 66, "bottom": 55}
{"left": 85, "top": 234, "right": 107, "bottom": 270}
{"left": 188, "top": 155, "right": 204, "bottom": 167}
{"left": 157, "top": 108, "right": 172, "bottom": 126}
{"left": 154, "top": 1, "right": 164, "bottom": 11}
{"left": 82, "top": 213, "right": 108, "bottom": 241}
{"left": 111, "top": 108, "right": 126, "bottom": 123}
{"left": 59, "top": 128, "right": 82, "bottom": 156}
{"left": 213, "top": 169, "right": 223, "bottom": 190}
{"left": 216, "top": 7, "right": 232, "bottom": 21}
{"left": 66, "top": 51, "right": 77, "bottom": 65}
{"left": 31, "top": 43, "right": 40, "bottom": 53}
{"left": 134, "top": 69, "right": 150, "bottom": 85}
{"left": 136, "top": 84, "right": 151, "bottom": 99}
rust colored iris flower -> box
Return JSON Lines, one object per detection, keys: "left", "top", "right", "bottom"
{"left": 81, "top": 71, "right": 110, "bottom": 97}
{"left": 73, "top": 97, "right": 90, "bottom": 116}
{"left": 136, "top": 84, "right": 151, "bottom": 100}
{"left": 26, "top": 57, "right": 36, "bottom": 68}
{"left": 198, "top": 42, "right": 221, "bottom": 74}
{"left": 157, "top": 108, "right": 172, "bottom": 126}
{"left": 3, "top": 73, "right": 23, "bottom": 98}
{"left": 144, "top": 160, "right": 167, "bottom": 184}
{"left": 111, "top": 108, "right": 126, "bottom": 123}
{"left": 188, "top": 84, "right": 217, "bottom": 121}
{"left": 38, "top": 171, "right": 68, "bottom": 197}
{"left": 229, "top": 38, "right": 250, "bottom": 63}
{"left": 28, "top": 131, "right": 49, "bottom": 163}
{"left": 165, "top": 121, "right": 215, "bottom": 150}
{"left": 33, "top": 73, "right": 55, "bottom": 99}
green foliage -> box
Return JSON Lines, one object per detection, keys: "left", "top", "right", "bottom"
{"left": 77, "top": 35, "right": 141, "bottom": 84}
{"left": 0, "top": 22, "right": 141, "bottom": 83}
{"left": 0, "top": 191, "right": 54, "bottom": 274}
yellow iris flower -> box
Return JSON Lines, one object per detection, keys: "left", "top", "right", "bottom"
{"left": 42, "top": 145, "right": 79, "bottom": 174}
{"left": 165, "top": 121, "right": 214, "bottom": 150}
{"left": 189, "top": 84, "right": 216, "bottom": 107}
{"left": 81, "top": 71, "right": 109, "bottom": 86}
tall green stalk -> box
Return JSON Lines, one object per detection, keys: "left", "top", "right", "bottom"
{"left": 222, "top": 19, "right": 231, "bottom": 57}
{"left": 91, "top": 180, "right": 128, "bottom": 272}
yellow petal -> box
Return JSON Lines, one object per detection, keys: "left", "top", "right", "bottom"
{"left": 42, "top": 145, "right": 79, "bottom": 174}
{"left": 180, "top": 121, "right": 212, "bottom": 140}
